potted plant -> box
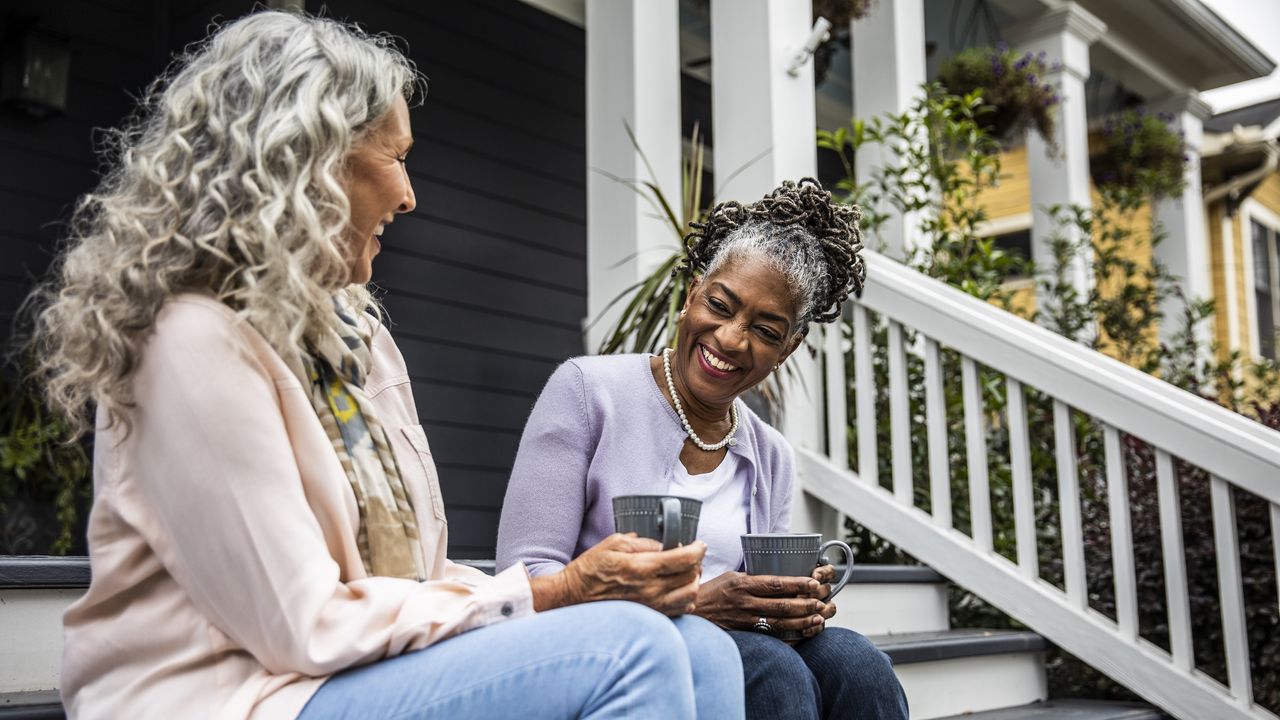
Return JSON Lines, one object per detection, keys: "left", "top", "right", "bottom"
{"left": 937, "top": 44, "right": 1060, "bottom": 145}
{"left": 1090, "top": 108, "right": 1187, "bottom": 198}
{"left": 0, "top": 365, "right": 91, "bottom": 555}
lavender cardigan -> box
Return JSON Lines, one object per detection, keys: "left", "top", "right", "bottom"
{"left": 496, "top": 353, "right": 795, "bottom": 576}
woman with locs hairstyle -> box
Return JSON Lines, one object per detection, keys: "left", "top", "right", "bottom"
{"left": 498, "top": 179, "right": 910, "bottom": 720}
{"left": 31, "top": 11, "right": 744, "bottom": 720}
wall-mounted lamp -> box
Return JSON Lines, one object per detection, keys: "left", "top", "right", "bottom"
{"left": 787, "top": 17, "right": 833, "bottom": 77}
{"left": 2, "top": 25, "right": 72, "bottom": 118}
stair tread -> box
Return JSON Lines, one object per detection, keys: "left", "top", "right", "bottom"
{"left": 842, "top": 564, "right": 947, "bottom": 584}
{"left": 868, "top": 628, "right": 1047, "bottom": 664}
{"left": 934, "top": 698, "right": 1164, "bottom": 720}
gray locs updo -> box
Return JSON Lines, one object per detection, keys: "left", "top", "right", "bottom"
{"left": 684, "top": 178, "right": 865, "bottom": 332}
{"left": 28, "top": 11, "right": 423, "bottom": 438}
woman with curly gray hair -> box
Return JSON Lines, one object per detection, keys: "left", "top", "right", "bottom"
{"left": 32, "top": 11, "right": 744, "bottom": 720}
{"left": 498, "top": 179, "right": 909, "bottom": 720}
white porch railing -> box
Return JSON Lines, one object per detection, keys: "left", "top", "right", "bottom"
{"left": 798, "top": 250, "right": 1280, "bottom": 720}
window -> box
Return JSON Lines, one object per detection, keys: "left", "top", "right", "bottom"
{"left": 1253, "top": 219, "right": 1279, "bottom": 361}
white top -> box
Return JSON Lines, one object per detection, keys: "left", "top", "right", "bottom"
{"left": 668, "top": 450, "right": 750, "bottom": 581}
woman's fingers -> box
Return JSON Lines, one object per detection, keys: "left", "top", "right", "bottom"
{"left": 737, "top": 574, "right": 820, "bottom": 598}
{"left": 811, "top": 564, "right": 837, "bottom": 584}
{"left": 769, "top": 612, "right": 826, "bottom": 634}
{"left": 742, "top": 594, "right": 827, "bottom": 620}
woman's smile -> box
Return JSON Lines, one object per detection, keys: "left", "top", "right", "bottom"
{"left": 696, "top": 343, "right": 741, "bottom": 378}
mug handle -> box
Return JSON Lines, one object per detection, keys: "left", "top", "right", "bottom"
{"left": 658, "top": 497, "right": 682, "bottom": 550}
{"left": 818, "top": 540, "right": 855, "bottom": 599}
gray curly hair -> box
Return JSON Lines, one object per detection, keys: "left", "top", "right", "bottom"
{"left": 28, "top": 10, "right": 422, "bottom": 437}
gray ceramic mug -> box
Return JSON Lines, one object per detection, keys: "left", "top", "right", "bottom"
{"left": 612, "top": 495, "right": 702, "bottom": 550}
{"left": 740, "top": 533, "right": 855, "bottom": 640}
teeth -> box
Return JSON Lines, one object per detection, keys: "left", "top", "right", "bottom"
{"left": 374, "top": 225, "right": 385, "bottom": 237}
{"left": 701, "top": 346, "right": 738, "bottom": 372}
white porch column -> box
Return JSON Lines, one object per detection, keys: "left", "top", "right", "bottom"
{"left": 711, "top": 0, "right": 838, "bottom": 537}
{"left": 1153, "top": 91, "right": 1214, "bottom": 350}
{"left": 585, "top": 0, "right": 682, "bottom": 353}
{"left": 1007, "top": 5, "right": 1107, "bottom": 312}
{"left": 850, "top": 0, "right": 927, "bottom": 259}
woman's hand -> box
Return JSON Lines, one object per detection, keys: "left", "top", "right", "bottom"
{"left": 693, "top": 571, "right": 834, "bottom": 641}
{"left": 530, "top": 533, "right": 706, "bottom": 617}
{"left": 811, "top": 564, "right": 837, "bottom": 600}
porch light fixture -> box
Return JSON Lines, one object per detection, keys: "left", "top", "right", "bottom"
{"left": 787, "top": 17, "right": 832, "bottom": 77}
{"left": 1, "top": 25, "right": 72, "bottom": 118}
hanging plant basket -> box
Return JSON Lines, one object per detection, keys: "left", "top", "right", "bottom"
{"left": 937, "top": 44, "right": 1060, "bottom": 145}
{"left": 1090, "top": 108, "right": 1187, "bottom": 197}
{"left": 812, "top": 0, "right": 874, "bottom": 26}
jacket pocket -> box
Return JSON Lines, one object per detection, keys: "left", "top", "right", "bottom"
{"left": 396, "top": 424, "right": 448, "bottom": 523}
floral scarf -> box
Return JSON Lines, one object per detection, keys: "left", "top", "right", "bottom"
{"left": 292, "top": 301, "right": 426, "bottom": 580}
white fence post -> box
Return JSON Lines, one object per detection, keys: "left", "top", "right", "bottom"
{"left": 584, "top": 0, "right": 682, "bottom": 353}
{"left": 1007, "top": 4, "right": 1107, "bottom": 315}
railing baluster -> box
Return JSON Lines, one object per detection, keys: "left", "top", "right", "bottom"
{"left": 1007, "top": 378, "right": 1037, "bottom": 579}
{"left": 887, "top": 321, "right": 912, "bottom": 505}
{"left": 823, "top": 321, "right": 849, "bottom": 471}
{"left": 1054, "top": 400, "right": 1086, "bottom": 610}
{"left": 852, "top": 304, "right": 877, "bottom": 486}
{"left": 924, "top": 338, "right": 951, "bottom": 528}
{"left": 962, "top": 357, "right": 992, "bottom": 552}
{"left": 1156, "top": 450, "right": 1193, "bottom": 671}
{"left": 1105, "top": 425, "right": 1138, "bottom": 641}
{"left": 1211, "top": 475, "right": 1253, "bottom": 703}
{"left": 1274, "top": 503, "right": 1280, "bottom": 617}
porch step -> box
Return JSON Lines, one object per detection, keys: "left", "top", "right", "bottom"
{"left": 0, "top": 690, "right": 62, "bottom": 720}
{"left": 869, "top": 629, "right": 1049, "bottom": 720}
{"left": 828, "top": 564, "right": 949, "bottom": 635}
{"left": 934, "top": 698, "right": 1165, "bottom": 719}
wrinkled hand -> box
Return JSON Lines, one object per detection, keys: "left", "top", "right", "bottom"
{"left": 531, "top": 534, "right": 706, "bottom": 617}
{"left": 694, "top": 572, "right": 836, "bottom": 641}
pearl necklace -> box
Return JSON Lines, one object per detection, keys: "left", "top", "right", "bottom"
{"left": 662, "top": 347, "right": 739, "bottom": 451}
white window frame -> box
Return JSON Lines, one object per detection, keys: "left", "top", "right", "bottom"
{"left": 975, "top": 212, "right": 1035, "bottom": 291}
{"left": 1241, "top": 198, "right": 1280, "bottom": 362}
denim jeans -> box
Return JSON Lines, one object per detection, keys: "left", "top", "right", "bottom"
{"left": 726, "top": 627, "right": 908, "bottom": 720}
{"left": 298, "top": 601, "right": 745, "bottom": 719}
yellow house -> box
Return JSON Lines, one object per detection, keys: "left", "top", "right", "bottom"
{"left": 970, "top": 97, "right": 1280, "bottom": 373}
{"left": 1202, "top": 97, "right": 1280, "bottom": 364}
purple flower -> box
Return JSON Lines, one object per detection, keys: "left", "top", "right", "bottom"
{"left": 1051, "top": 61, "right": 1063, "bottom": 72}
{"left": 1026, "top": 73, "right": 1038, "bottom": 85}
{"left": 1158, "top": 111, "right": 1174, "bottom": 122}
{"left": 1015, "top": 57, "right": 1029, "bottom": 70}
{"left": 996, "top": 41, "right": 1009, "bottom": 53}
{"left": 993, "top": 62, "right": 1004, "bottom": 78}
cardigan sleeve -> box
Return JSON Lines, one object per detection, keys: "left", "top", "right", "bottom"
{"left": 123, "top": 301, "right": 533, "bottom": 678}
{"left": 495, "top": 361, "right": 594, "bottom": 577}
{"left": 768, "top": 436, "right": 796, "bottom": 533}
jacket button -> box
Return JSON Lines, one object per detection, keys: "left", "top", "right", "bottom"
{"left": 501, "top": 602, "right": 514, "bottom": 617}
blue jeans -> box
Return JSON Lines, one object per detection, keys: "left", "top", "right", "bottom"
{"left": 727, "top": 627, "right": 908, "bottom": 720}
{"left": 298, "top": 601, "right": 745, "bottom": 719}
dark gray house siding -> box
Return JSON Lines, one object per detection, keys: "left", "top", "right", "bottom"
{"left": 0, "top": 0, "right": 586, "bottom": 559}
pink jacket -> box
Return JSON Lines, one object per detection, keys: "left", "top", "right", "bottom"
{"left": 60, "top": 294, "right": 533, "bottom": 720}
